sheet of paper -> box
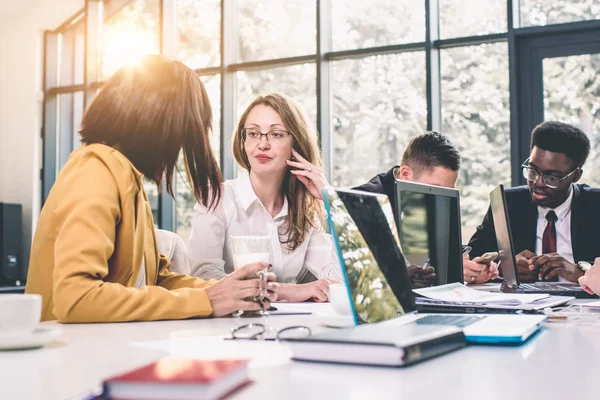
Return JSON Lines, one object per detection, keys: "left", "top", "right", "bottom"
{"left": 269, "top": 302, "right": 324, "bottom": 315}
{"left": 581, "top": 300, "right": 600, "bottom": 308}
{"left": 414, "top": 282, "right": 549, "bottom": 305}
{"left": 133, "top": 336, "right": 292, "bottom": 368}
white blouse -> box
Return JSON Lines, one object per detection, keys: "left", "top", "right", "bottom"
{"left": 187, "top": 173, "right": 342, "bottom": 283}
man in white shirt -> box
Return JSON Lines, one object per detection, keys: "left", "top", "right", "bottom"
{"left": 469, "top": 121, "right": 598, "bottom": 283}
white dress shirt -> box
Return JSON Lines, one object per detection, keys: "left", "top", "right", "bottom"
{"left": 187, "top": 172, "right": 342, "bottom": 283}
{"left": 535, "top": 186, "right": 574, "bottom": 282}
{"left": 156, "top": 229, "right": 190, "bottom": 275}
{"left": 134, "top": 257, "right": 146, "bottom": 289}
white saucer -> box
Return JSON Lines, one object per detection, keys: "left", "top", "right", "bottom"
{"left": 0, "top": 326, "right": 63, "bottom": 350}
{"left": 315, "top": 306, "right": 355, "bottom": 328}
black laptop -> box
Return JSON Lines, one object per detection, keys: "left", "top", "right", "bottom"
{"left": 490, "top": 184, "right": 597, "bottom": 298}
{"left": 393, "top": 180, "right": 464, "bottom": 284}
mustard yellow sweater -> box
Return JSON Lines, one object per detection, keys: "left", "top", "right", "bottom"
{"left": 26, "top": 144, "right": 216, "bottom": 322}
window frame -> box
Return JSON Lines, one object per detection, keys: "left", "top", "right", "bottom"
{"left": 42, "top": 0, "right": 600, "bottom": 231}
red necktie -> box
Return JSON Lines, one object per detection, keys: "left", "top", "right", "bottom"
{"left": 542, "top": 210, "right": 557, "bottom": 254}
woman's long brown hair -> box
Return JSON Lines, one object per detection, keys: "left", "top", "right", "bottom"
{"left": 79, "top": 55, "right": 222, "bottom": 210}
{"left": 232, "top": 93, "right": 325, "bottom": 251}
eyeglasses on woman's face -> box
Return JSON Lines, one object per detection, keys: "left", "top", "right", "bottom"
{"left": 241, "top": 128, "right": 293, "bottom": 147}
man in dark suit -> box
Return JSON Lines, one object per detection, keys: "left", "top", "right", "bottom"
{"left": 354, "top": 132, "right": 461, "bottom": 203}
{"left": 469, "top": 121, "right": 599, "bottom": 283}
{"left": 354, "top": 132, "right": 499, "bottom": 287}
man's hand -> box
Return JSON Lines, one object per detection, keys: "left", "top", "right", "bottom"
{"left": 516, "top": 250, "right": 537, "bottom": 283}
{"left": 278, "top": 279, "right": 335, "bottom": 302}
{"left": 206, "top": 262, "right": 275, "bottom": 317}
{"left": 407, "top": 265, "right": 436, "bottom": 289}
{"left": 463, "top": 255, "right": 499, "bottom": 284}
{"left": 529, "top": 253, "right": 583, "bottom": 283}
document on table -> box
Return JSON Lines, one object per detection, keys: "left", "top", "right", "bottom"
{"left": 133, "top": 336, "right": 292, "bottom": 368}
{"left": 269, "top": 302, "right": 323, "bottom": 315}
{"left": 414, "top": 282, "right": 549, "bottom": 305}
{"left": 581, "top": 300, "right": 600, "bottom": 308}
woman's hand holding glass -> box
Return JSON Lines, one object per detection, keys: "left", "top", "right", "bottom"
{"left": 287, "top": 148, "right": 330, "bottom": 200}
{"left": 231, "top": 235, "right": 273, "bottom": 315}
{"left": 206, "top": 262, "right": 279, "bottom": 317}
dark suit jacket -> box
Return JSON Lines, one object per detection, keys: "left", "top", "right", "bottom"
{"left": 352, "top": 166, "right": 399, "bottom": 218}
{"left": 468, "top": 184, "right": 600, "bottom": 263}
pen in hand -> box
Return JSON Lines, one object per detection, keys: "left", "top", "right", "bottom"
{"left": 422, "top": 258, "right": 431, "bottom": 269}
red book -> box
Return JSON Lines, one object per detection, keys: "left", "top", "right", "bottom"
{"left": 103, "top": 358, "right": 250, "bottom": 400}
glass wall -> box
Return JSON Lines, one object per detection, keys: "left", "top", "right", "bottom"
{"left": 441, "top": 43, "right": 511, "bottom": 233}
{"left": 331, "top": 53, "right": 427, "bottom": 187}
{"left": 520, "top": 0, "right": 600, "bottom": 27}
{"left": 331, "top": 0, "right": 425, "bottom": 50}
{"left": 101, "top": 0, "right": 160, "bottom": 79}
{"left": 543, "top": 54, "right": 600, "bottom": 187}
{"left": 43, "top": 0, "right": 600, "bottom": 246}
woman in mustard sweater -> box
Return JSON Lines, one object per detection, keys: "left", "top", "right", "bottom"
{"left": 26, "top": 55, "right": 278, "bottom": 322}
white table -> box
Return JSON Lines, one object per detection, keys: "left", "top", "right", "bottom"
{"left": 1, "top": 303, "right": 599, "bottom": 400}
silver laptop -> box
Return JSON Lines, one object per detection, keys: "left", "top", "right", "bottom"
{"left": 324, "top": 188, "right": 546, "bottom": 344}
{"left": 491, "top": 184, "right": 596, "bottom": 299}
{"left": 393, "top": 180, "right": 573, "bottom": 311}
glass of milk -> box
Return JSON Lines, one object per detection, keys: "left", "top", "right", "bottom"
{"left": 231, "top": 235, "right": 271, "bottom": 316}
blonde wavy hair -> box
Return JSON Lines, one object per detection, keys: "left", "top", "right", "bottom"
{"left": 232, "top": 93, "right": 325, "bottom": 251}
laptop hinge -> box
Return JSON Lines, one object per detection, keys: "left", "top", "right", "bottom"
{"left": 501, "top": 280, "right": 519, "bottom": 293}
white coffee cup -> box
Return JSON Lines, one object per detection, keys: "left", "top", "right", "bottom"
{"left": 0, "top": 294, "right": 42, "bottom": 336}
{"left": 328, "top": 283, "right": 353, "bottom": 316}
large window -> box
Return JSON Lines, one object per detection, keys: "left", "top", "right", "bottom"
{"left": 543, "top": 54, "right": 600, "bottom": 187}
{"left": 235, "top": 0, "right": 316, "bottom": 62}
{"left": 177, "top": 0, "right": 221, "bottom": 69}
{"left": 101, "top": 0, "right": 160, "bottom": 79}
{"left": 440, "top": 0, "right": 507, "bottom": 38}
{"left": 331, "top": 0, "right": 425, "bottom": 50}
{"left": 520, "top": 0, "right": 600, "bottom": 27}
{"left": 43, "top": 0, "right": 600, "bottom": 245}
{"left": 175, "top": 74, "right": 221, "bottom": 242}
{"left": 441, "top": 43, "right": 511, "bottom": 233}
{"left": 332, "top": 53, "right": 426, "bottom": 187}
{"left": 236, "top": 64, "right": 317, "bottom": 123}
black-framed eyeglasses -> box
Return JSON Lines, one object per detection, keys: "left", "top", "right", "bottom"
{"left": 241, "top": 128, "right": 292, "bottom": 145}
{"left": 521, "top": 157, "right": 579, "bottom": 189}
{"left": 227, "top": 323, "right": 311, "bottom": 341}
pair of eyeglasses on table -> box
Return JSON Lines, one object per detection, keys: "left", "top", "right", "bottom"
{"left": 225, "top": 323, "right": 312, "bottom": 341}
{"left": 543, "top": 304, "right": 600, "bottom": 324}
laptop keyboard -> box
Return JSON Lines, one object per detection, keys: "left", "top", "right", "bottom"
{"left": 521, "top": 282, "right": 582, "bottom": 292}
{"left": 416, "top": 315, "right": 485, "bottom": 328}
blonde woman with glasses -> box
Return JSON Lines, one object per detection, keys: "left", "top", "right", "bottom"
{"left": 188, "top": 93, "right": 342, "bottom": 302}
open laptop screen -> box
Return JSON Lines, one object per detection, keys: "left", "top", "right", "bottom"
{"left": 489, "top": 184, "right": 520, "bottom": 290}
{"left": 323, "top": 188, "right": 416, "bottom": 324}
{"left": 394, "top": 180, "right": 463, "bottom": 284}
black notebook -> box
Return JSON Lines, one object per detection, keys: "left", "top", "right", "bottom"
{"left": 284, "top": 322, "right": 465, "bottom": 367}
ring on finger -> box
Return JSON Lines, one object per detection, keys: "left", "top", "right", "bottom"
{"left": 308, "top": 165, "right": 313, "bottom": 172}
